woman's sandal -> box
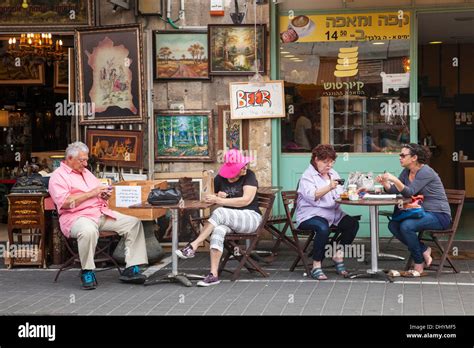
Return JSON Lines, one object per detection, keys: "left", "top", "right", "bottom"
{"left": 333, "top": 260, "right": 349, "bottom": 277}
{"left": 310, "top": 268, "right": 328, "bottom": 280}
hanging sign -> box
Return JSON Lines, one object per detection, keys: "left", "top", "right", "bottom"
{"left": 280, "top": 11, "right": 410, "bottom": 43}
{"left": 229, "top": 81, "right": 286, "bottom": 120}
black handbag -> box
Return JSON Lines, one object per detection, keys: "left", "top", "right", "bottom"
{"left": 147, "top": 188, "right": 182, "bottom": 205}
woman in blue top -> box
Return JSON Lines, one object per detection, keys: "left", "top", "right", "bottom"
{"left": 376, "top": 143, "right": 451, "bottom": 277}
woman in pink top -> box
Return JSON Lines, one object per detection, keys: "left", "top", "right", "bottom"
{"left": 296, "top": 145, "right": 359, "bottom": 280}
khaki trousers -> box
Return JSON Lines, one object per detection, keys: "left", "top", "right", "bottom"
{"left": 70, "top": 212, "right": 148, "bottom": 270}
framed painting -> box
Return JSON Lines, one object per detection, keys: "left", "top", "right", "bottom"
{"left": 76, "top": 24, "right": 145, "bottom": 125}
{"left": 229, "top": 80, "right": 286, "bottom": 119}
{"left": 153, "top": 30, "right": 209, "bottom": 81}
{"left": 208, "top": 24, "right": 266, "bottom": 76}
{"left": 86, "top": 129, "right": 143, "bottom": 168}
{"left": 154, "top": 110, "right": 214, "bottom": 162}
{"left": 0, "top": 0, "right": 94, "bottom": 32}
{"left": 217, "top": 105, "right": 249, "bottom": 153}
{"left": 0, "top": 38, "right": 44, "bottom": 85}
{"left": 54, "top": 57, "right": 69, "bottom": 94}
{"left": 156, "top": 178, "right": 203, "bottom": 246}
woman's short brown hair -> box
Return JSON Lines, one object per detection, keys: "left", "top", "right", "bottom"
{"left": 311, "top": 144, "right": 337, "bottom": 163}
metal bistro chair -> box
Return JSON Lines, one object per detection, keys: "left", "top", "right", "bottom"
{"left": 218, "top": 192, "right": 276, "bottom": 281}
{"left": 404, "top": 189, "right": 465, "bottom": 278}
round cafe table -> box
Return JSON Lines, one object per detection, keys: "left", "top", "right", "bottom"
{"left": 336, "top": 196, "right": 410, "bottom": 282}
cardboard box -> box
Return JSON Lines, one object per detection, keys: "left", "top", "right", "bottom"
{"left": 109, "top": 180, "right": 168, "bottom": 221}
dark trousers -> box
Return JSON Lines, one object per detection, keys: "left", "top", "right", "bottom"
{"left": 299, "top": 215, "right": 359, "bottom": 262}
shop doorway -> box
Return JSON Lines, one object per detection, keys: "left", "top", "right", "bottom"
{"left": 418, "top": 12, "right": 474, "bottom": 188}
{"left": 418, "top": 11, "right": 474, "bottom": 237}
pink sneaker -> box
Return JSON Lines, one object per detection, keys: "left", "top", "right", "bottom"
{"left": 175, "top": 244, "right": 195, "bottom": 259}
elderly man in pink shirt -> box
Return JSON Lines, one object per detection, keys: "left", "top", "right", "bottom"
{"left": 49, "top": 141, "right": 147, "bottom": 289}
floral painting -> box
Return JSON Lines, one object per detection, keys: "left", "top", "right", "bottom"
{"left": 76, "top": 24, "right": 144, "bottom": 124}
{"left": 153, "top": 31, "right": 209, "bottom": 80}
{"left": 155, "top": 110, "right": 214, "bottom": 162}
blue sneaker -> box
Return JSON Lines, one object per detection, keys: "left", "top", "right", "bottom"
{"left": 81, "top": 270, "right": 97, "bottom": 290}
{"left": 119, "top": 265, "right": 147, "bottom": 284}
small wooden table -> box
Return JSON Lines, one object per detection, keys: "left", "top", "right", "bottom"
{"left": 130, "top": 200, "right": 215, "bottom": 287}
{"left": 7, "top": 193, "right": 48, "bottom": 268}
{"left": 336, "top": 196, "right": 409, "bottom": 281}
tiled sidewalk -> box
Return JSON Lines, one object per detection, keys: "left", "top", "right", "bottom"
{"left": 1, "top": 240, "right": 473, "bottom": 316}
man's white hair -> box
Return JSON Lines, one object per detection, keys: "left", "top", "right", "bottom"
{"left": 65, "top": 141, "right": 89, "bottom": 158}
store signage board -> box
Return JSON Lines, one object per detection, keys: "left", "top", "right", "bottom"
{"left": 115, "top": 186, "right": 142, "bottom": 208}
{"left": 229, "top": 81, "right": 286, "bottom": 120}
{"left": 280, "top": 12, "right": 410, "bottom": 43}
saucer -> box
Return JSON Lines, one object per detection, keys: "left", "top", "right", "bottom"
{"left": 290, "top": 20, "right": 316, "bottom": 38}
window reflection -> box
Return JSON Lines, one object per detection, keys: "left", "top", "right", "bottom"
{"left": 280, "top": 40, "right": 410, "bottom": 153}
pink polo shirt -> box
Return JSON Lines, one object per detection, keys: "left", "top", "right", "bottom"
{"left": 48, "top": 162, "right": 117, "bottom": 237}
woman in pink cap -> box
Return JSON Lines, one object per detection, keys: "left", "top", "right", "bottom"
{"left": 176, "top": 149, "right": 261, "bottom": 286}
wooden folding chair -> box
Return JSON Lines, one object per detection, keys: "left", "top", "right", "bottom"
{"left": 218, "top": 192, "right": 276, "bottom": 281}
{"left": 54, "top": 230, "right": 122, "bottom": 282}
{"left": 405, "top": 189, "right": 465, "bottom": 277}
{"left": 271, "top": 190, "right": 360, "bottom": 275}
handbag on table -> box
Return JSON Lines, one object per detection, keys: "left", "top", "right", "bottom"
{"left": 147, "top": 188, "right": 182, "bottom": 206}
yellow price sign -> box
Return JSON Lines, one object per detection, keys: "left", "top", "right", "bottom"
{"left": 280, "top": 11, "right": 410, "bottom": 43}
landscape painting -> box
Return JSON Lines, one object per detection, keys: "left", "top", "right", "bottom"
{"left": 209, "top": 24, "right": 266, "bottom": 75}
{"left": 153, "top": 31, "right": 209, "bottom": 80}
{"left": 155, "top": 110, "right": 214, "bottom": 162}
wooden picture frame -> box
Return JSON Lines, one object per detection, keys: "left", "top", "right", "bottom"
{"left": 86, "top": 129, "right": 143, "bottom": 168}
{"left": 0, "top": 0, "right": 94, "bottom": 32}
{"left": 76, "top": 24, "right": 145, "bottom": 125}
{"left": 217, "top": 105, "right": 249, "bottom": 152}
{"left": 54, "top": 57, "right": 69, "bottom": 94}
{"left": 229, "top": 80, "right": 286, "bottom": 119}
{"left": 154, "top": 110, "right": 214, "bottom": 162}
{"left": 208, "top": 24, "right": 266, "bottom": 76}
{"left": 153, "top": 30, "right": 209, "bottom": 81}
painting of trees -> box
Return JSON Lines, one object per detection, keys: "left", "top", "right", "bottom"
{"left": 209, "top": 24, "right": 266, "bottom": 75}
{"left": 154, "top": 31, "right": 209, "bottom": 80}
{"left": 155, "top": 110, "right": 214, "bottom": 161}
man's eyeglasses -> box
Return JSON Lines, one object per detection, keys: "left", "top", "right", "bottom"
{"left": 77, "top": 158, "right": 89, "bottom": 163}
{"left": 399, "top": 153, "right": 411, "bottom": 158}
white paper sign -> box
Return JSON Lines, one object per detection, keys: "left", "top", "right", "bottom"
{"left": 229, "top": 80, "right": 286, "bottom": 119}
{"left": 115, "top": 186, "right": 142, "bottom": 208}
{"left": 380, "top": 72, "right": 410, "bottom": 93}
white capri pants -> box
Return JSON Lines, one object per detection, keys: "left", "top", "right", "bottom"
{"left": 207, "top": 207, "right": 262, "bottom": 252}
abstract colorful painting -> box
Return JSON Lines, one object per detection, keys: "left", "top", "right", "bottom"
{"left": 153, "top": 31, "right": 209, "bottom": 80}
{"left": 155, "top": 110, "right": 214, "bottom": 162}
{"left": 217, "top": 105, "right": 249, "bottom": 152}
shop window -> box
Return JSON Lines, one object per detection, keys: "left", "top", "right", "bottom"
{"left": 280, "top": 39, "right": 410, "bottom": 153}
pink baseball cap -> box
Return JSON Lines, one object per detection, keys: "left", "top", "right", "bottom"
{"left": 219, "top": 149, "right": 254, "bottom": 179}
